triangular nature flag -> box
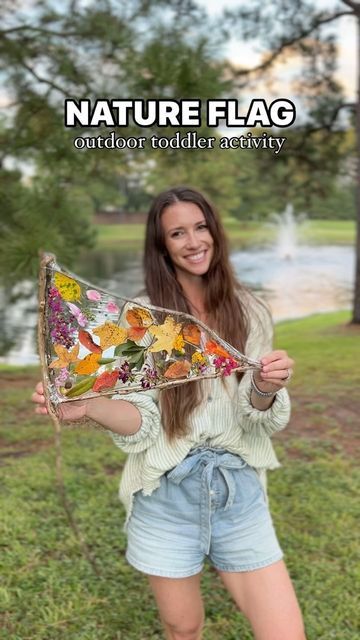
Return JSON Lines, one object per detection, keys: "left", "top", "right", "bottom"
{"left": 38, "top": 253, "right": 261, "bottom": 412}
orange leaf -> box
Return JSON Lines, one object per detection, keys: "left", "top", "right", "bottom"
{"left": 128, "top": 326, "right": 147, "bottom": 341}
{"left": 78, "top": 330, "right": 102, "bottom": 354}
{"left": 183, "top": 323, "right": 201, "bottom": 346}
{"left": 204, "top": 340, "right": 230, "bottom": 358}
{"left": 74, "top": 353, "right": 101, "bottom": 375}
{"left": 93, "top": 370, "right": 119, "bottom": 392}
{"left": 49, "top": 343, "right": 80, "bottom": 369}
{"left": 126, "top": 307, "right": 153, "bottom": 328}
{"left": 164, "top": 360, "right": 191, "bottom": 379}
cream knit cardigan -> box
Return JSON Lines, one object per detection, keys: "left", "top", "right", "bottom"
{"left": 108, "top": 294, "right": 291, "bottom": 529}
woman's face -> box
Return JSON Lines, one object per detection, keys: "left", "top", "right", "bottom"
{"left": 161, "top": 201, "right": 214, "bottom": 280}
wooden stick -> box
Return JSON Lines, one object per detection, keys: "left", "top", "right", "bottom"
{"left": 38, "top": 253, "right": 101, "bottom": 576}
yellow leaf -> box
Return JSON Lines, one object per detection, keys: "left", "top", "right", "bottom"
{"left": 126, "top": 307, "right": 154, "bottom": 327}
{"left": 49, "top": 343, "right": 80, "bottom": 369}
{"left": 93, "top": 322, "right": 128, "bottom": 350}
{"left": 74, "top": 353, "right": 101, "bottom": 375}
{"left": 148, "top": 316, "right": 182, "bottom": 355}
{"left": 54, "top": 272, "right": 81, "bottom": 301}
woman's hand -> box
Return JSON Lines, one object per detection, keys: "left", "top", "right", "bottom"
{"left": 254, "top": 349, "right": 295, "bottom": 393}
{"left": 31, "top": 381, "right": 88, "bottom": 422}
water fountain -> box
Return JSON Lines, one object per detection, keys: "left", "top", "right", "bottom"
{"left": 268, "top": 203, "right": 307, "bottom": 260}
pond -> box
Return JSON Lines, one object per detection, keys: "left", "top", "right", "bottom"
{"left": 0, "top": 243, "right": 355, "bottom": 366}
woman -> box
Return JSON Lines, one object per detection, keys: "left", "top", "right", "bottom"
{"left": 33, "top": 186, "right": 306, "bottom": 640}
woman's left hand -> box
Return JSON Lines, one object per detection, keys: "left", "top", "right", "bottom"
{"left": 254, "top": 350, "right": 295, "bottom": 393}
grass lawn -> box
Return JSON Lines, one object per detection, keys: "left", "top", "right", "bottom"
{"left": 94, "top": 219, "right": 356, "bottom": 251}
{"left": 0, "top": 311, "right": 359, "bottom": 639}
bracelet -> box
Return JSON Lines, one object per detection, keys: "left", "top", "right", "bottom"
{"left": 250, "top": 371, "right": 277, "bottom": 398}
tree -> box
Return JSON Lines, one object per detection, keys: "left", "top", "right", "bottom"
{"left": 223, "top": 0, "right": 359, "bottom": 322}
{"left": 0, "top": 0, "right": 231, "bottom": 279}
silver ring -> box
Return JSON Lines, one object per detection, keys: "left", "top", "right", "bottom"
{"left": 283, "top": 368, "right": 293, "bottom": 382}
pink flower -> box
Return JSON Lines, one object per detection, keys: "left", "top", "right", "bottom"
{"left": 67, "top": 302, "right": 88, "bottom": 327}
{"left": 86, "top": 289, "right": 101, "bottom": 301}
{"left": 106, "top": 301, "right": 119, "bottom": 314}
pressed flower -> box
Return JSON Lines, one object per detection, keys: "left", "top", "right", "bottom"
{"left": 48, "top": 287, "right": 77, "bottom": 348}
{"left": 118, "top": 361, "right": 135, "bottom": 384}
{"left": 140, "top": 366, "right": 159, "bottom": 389}
{"left": 106, "top": 301, "right": 119, "bottom": 314}
{"left": 86, "top": 289, "right": 102, "bottom": 301}
{"left": 173, "top": 334, "right": 185, "bottom": 352}
{"left": 214, "top": 356, "right": 238, "bottom": 376}
{"left": 191, "top": 352, "right": 206, "bottom": 365}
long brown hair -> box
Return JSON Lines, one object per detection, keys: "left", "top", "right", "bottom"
{"left": 143, "top": 186, "right": 251, "bottom": 441}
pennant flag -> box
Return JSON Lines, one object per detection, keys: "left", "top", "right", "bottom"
{"left": 38, "top": 254, "right": 261, "bottom": 410}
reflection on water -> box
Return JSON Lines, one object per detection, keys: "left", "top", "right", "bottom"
{"left": 0, "top": 244, "right": 355, "bottom": 365}
{"left": 231, "top": 245, "right": 354, "bottom": 321}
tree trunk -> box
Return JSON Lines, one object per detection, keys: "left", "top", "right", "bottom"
{"left": 352, "top": 14, "right": 360, "bottom": 323}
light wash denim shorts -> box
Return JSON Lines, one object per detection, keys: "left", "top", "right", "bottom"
{"left": 126, "top": 446, "right": 283, "bottom": 578}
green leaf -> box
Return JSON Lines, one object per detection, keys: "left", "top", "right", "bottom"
{"left": 114, "top": 340, "right": 146, "bottom": 357}
{"left": 65, "top": 376, "right": 95, "bottom": 398}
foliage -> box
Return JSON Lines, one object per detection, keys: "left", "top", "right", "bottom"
{"left": 0, "top": 0, "right": 231, "bottom": 281}
{"left": 0, "top": 169, "right": 95, "bottom": 282}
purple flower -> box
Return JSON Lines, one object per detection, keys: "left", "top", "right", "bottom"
{"left": 118, "top": 361, "right": 135, "bottom": 384}
{"left": 140, "top": 366, "right": 159, "bottom": 389}
{"left": 48, "top": 287, "right": 77, "bottom": 348}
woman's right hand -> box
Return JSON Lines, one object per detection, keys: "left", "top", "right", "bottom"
{"left": 32, "top": 381, "right": 88, "bottom": 422}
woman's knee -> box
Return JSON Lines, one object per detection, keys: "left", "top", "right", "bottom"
{"left": 162, "top": 617, "right": 204, "bottom": 640}
{"left": 147, "top": 573, "right": 204, "bottom": 640}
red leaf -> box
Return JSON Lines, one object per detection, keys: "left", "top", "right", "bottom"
{"left": 78, "top": 330, "right": 102, "bottom": 354}
{"left": 93, "top": 370, "right": 119, "bottom": 392}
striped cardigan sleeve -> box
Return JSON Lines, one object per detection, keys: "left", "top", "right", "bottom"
{"left": 108, "top": 389, "right": 161, "bottom": 453}
{"left": 236, "top": 296, "right": 291, "bottom": 436}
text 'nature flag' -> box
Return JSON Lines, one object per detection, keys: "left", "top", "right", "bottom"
{"left": 38, "top": 254, "right": 261, "bottom": 413}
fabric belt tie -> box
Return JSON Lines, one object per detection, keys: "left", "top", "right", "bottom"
{"left": 166, "top": 448, "right": 247, "bottom": 554}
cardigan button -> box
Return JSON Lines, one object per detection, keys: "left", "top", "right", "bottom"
{"left": 208, "top": 395, "right": 212, "bottom": 401}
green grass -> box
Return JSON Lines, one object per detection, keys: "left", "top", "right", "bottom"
{"left": 94, "top": 219, "right": 356, "bottom": 251}
{"left": 1, "top": 311, "right": 359, "bottom": 639}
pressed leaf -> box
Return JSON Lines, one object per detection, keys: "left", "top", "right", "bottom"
{"left": 204, "top": 340, "right": 230, "bottom": 358}
{"left": 183, "top": 324, "right": 201, "bottom": 346}
{"left": 128, "top": 351, "right": 145, "bottom": 370}
{"left": 49, "top": 343, "right": 80, "bottom": 369}
{"left": 126, "top": 307, "right": 153, "bottom": 327}
{"left": 74, "top": 353, "right": 101, "bottom": 375}
{"left": 128, "top": 326, "right": 147, "bottom": 341}
{"left": 78, "top": 330, "right": 102, "bottom": 354}
{"left": 65, "top": 376, "right": 95, "bottom": 397}
{"left": 164, "top": 360, "right": 191, "bottom": 379}
{"left": 148, "top": 316, "right": 182, "bottom": 355}
{"left": 93, "top": 370, "right": 119, "bottom": 392}
{"left": 97, "top": 357, "right": 117, "bottom": 365}
{"left": 114, "top": 340, "right": 145, "bottom": 356}
{"left": 93, "top": 322, "right": 128, "bottom": 350}
{"left": 54, "top": 272, "right": 81, "bottom": 301}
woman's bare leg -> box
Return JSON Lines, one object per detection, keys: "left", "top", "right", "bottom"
{"left": 147, "top": 572, "right": 204, "bottom": 640}
{"left": 217, "top": 559, "right": 306, "bottom": 640}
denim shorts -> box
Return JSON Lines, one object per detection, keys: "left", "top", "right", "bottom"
{"left": 126, "top": 446, "right": 283, "bottom": 578}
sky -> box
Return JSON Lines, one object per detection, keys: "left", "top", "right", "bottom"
{"left": 198, "top": 0, "right": 356, "bottom": 101}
